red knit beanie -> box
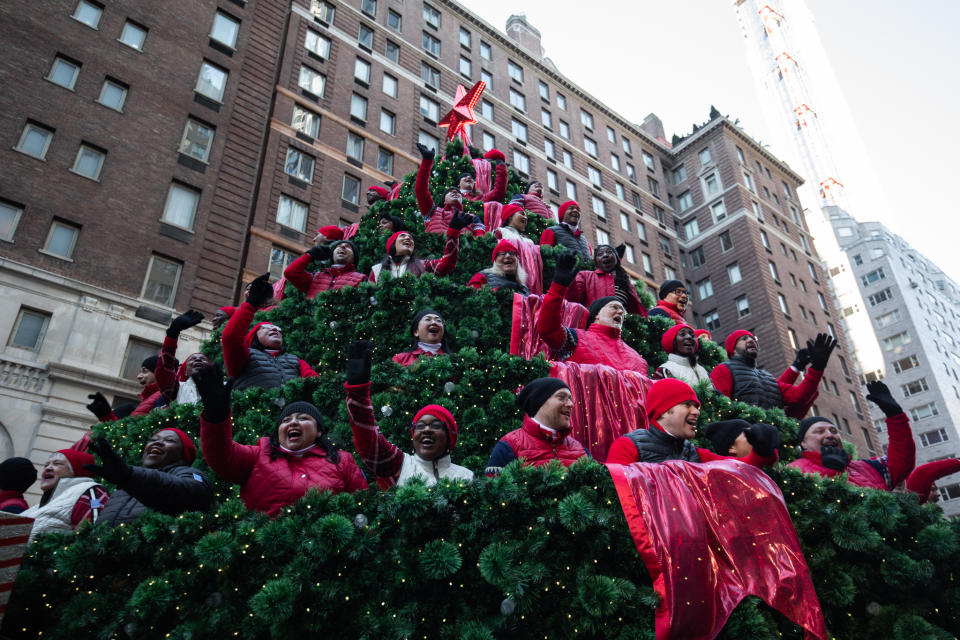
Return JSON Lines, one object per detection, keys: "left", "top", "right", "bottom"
{"left": 661, "top": 323, "right": 697, "bottom": 354}
{"left": 498, "top": 204, "right": 525, "bottom": 227}
{"left": 491, "top": 239, "right": 519, "bottom": 263}
{"left": 367, "top": 185, "right": 389, "bottom": 199}
{"left": 483, "top": 148, "right": 506, "bottom": 162}
{"left": 412, "top": 405, "right": 458, "bottom": 450}
{"left": 644, "top": 379, "right": 700, "bottom": 422}
{"left": 316, "top": 225, "right": 344, "bottom": 240}
{"left": 245, "top": 322, "right": 280, "bottom": 348}
{"left": 906, "top": 459, "right": 960, "bottom": 504}
{"left": 724, "top": 329, "right": 754, "bottom": 357}
{"left": 694, "top": 329, "right": 712, "bottom": 341}
{"left": 152, "top": 428, "right": 198, "bottom": 465}
{"left": 385, "top": 230, "right": 412, "bottom": 254}
{"left": 217, "top": 306, "right": 236, "bottom": 317}
{"left": 55, "top": 449, "right": 96, "bottom": 478}
{"left": 557, "top": 201, "right": 579, "bottom": 223}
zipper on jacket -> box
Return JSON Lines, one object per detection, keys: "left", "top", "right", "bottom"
{"left": 432, "top": 460, "right": 439, "bottom": 480}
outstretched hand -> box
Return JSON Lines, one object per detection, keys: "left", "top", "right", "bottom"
{"left": 86, "top": 392, "right": 113, "bottom": 420}
{"left": 820, "top": 445, "right": 851, "bottom": 471}
{"left": 84, "top": 435, "right": 133, "bottom": 485}
{"left": 552, "top": 250, "right": 578, "bottom": 287}
{"left": 192, "top": 364, "right": 232, "bottom": 423}
{"left": 245, "top": 273, "right": 273, "bottom": 309}
{"left": 866, "top": 380, "right": 902, "bottom": 417}
{"left": 306, "top": 245, "right": 333, "bottom": 262}
{"left": 791, "top": 347, "right": 811, "bottom": 371}
{"left": 416, "top": 143, "right": 435, "bottom": 160}
{"left": 449, "top": 210, "right": 473, "bottom": 231}
{"left": 346, "top": 340, "right": 374, "bottom": 385}
{"left": 807, "top": 333, "right": 837, "bottom": 370}
{"left": 168, "top": 309, "right": 205, "bottom": 338}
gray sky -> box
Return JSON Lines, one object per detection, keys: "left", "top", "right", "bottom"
{"left": 458, "top": 0, "right": 960, "bottom": 282}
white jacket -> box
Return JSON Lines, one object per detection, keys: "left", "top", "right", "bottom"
{"left": 22, "top": 477, "right": 104, "bottom": 542}
{"left": 656, "top": 353, "right": 710, "bottom": 387}
{"left": 397, "top": 453, "right": 474, "bottom": 486}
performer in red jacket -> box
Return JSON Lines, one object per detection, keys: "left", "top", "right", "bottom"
{"left": 281, "top": 240, "right": 365, "bottom": 299}
{"left": 414, "top": 144, "right": 485, "bottom": 236}
{"left": 564, "top": 243, "right": 645, "bottom": 316}
{"left": 392, "top": 309, "right": 452, "bottom": 367}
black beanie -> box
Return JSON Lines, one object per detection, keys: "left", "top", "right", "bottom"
{"left": 456, "top": 172, "right": 474, "bottom": 186}
{"left": 379, "top": 212, "right": 407, "bottom": 233}
{"left": 517, "top": 377, "right": 570, "bottom": 417}
{"left": 587, "top": 296, "right": 619, "bottom": 326}
{"left": 409, "top": 309, "right": 450, "bottom": 352}
{"left": 798, "top": 416, "right": 832, "bottom": 442}
{"left": 658, "top": 280, "right": 684, "bottom": 300}
{"left": 0, "top": 457, "right": 37, "bottom": 493}
{"left": 278, "top": 401, "right": 324, "bottom": 431}
{"left": 141, "top": 355, "right": 159, "bottom": 371}
{"left": 331, "top": 240, "right": 360, "bottom": 264}
{"left": 704, "top": 419, "right": 750, "bottom": 454}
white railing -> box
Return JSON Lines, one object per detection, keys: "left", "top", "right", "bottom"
{"left": 0, "top": 358, "right": 48, "bottom": 394}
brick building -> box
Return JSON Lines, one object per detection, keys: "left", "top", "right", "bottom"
{"left": 0, "top": 0, "right": 877, "bottom": 488}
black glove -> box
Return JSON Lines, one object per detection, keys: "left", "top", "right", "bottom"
{"left": 820, "top": 445, "right": 851, "bottom": 471}
{"left": 791, "top": 347, "right": 811, "bottom": 371}
{"left": 416, "top": 143, "right": 435, "bottom": 160}
{"left": 449, "top": 211, "right": 473, "bottom": 231}
{"left": 865, "top": 380, "right": 902, "bottom": 417}
{"left": 346, "top": 340, "right": 374, "bottom": 385}
{"left": 84, "top": 436, "right": 133, "bottom": 485}
{"left": 245, "top": 273, "right": 273, "bottom": 309}
{"left": 167, "top": 309, "right": 205, "bottom": 339}
{"left": 86, "top": 392, "right": 113, "bottom": 420}
{"left": 306, "top": 245, "right": 332, "bottom": 262}
{"left": 806, "top": 333, "right": 837, "bottom": 370}
{"left": 744, "top": 423, "right": 781, "bottom": 458}
{"left": 192, "top": 364, "right": 232, "bottom": 424}
{"left": 552, "top": 250, "right": 578, "bottom": 287}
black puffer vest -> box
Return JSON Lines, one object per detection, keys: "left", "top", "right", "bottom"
{"left": 233, "top": 348, "right": 302, "bottom": 391}
{"left": 625, "top": 426, "right": 700, "bottom": 463}
{"left": 725, "top": 355, "right": 783, "bottom": 409}
{"left": 548, "top": 225, "right": 592, "bottom": 259}
{"left": 480, "top": 269, "right": 530, "bottom": 295}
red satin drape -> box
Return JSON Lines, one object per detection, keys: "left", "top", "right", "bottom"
{"left": 606, "top": 460, "right": 827, "bottom": 640}
{"left": 509, "top": 293, "right": 588, "bottom": 359}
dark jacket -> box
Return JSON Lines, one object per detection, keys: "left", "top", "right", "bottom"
{"left": 98, "top": 463, "right": 214, "bottom": 525}
{"left": 233, "top": 348, "right": 304, "bottom": 391}
{"left": 539, "top": 224, "right": 592, "bottom": 259}
{"left": 721, "top": 355, "right": 783, "bottom": 409}
{"left": 624, "top": 424, "right": 700, "bottom": 463}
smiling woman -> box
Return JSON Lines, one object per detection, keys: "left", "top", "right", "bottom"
{"left": 392, "top": 308, "right": 452, "bottom": 367}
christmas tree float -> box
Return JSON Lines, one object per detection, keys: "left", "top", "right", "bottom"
{"left": 5, "top": 139, "right": 959, "bottom": 640}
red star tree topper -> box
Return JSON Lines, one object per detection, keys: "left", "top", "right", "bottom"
{"left": 438, "top": 81, "right": 485, "bottom": 153}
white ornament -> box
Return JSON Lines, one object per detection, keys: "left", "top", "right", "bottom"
{"left": 354, "top": 513, "right": 369, "bottom": 528}
{"left": 381, "top": 405, "right": 393, "bottom": 417}
{"left": 329, "top": 321, "right": 339, "bottom": 329}
{"left": 444, "top": 381, "right": 456, "bottom": 393}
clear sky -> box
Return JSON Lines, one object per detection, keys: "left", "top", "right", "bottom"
{"left": 457, "top": 0, "right": 960, "bottom": 283}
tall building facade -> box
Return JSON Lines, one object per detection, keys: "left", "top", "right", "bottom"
{"left": 831, "top": 210, "right": 960, "bottom": 515}
{"left": 1, "top": 0, "right": 877, "bottom": 489}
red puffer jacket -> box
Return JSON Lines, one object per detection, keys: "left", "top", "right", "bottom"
{"left": 200, "top": 415, "right": 367, "bottom": 516}
{"left": 281, "top": 255, "right": 366, "bottom": 299}
{"left": 564, "top": 269, "right": 645, "bottom": 316}
{"left": 498, "top": 416, "right": 587, "bottom": 468}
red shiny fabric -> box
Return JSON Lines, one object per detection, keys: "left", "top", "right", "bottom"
{"left": 550, "top": 360, "right": 649, "bottom": 462}
{"left": 607, "top": 460, "right": 826, "bottom": 640}
{"left": 509, "top": 293, "right": 589, "bottom": 359}
{"left": 483, "top": 201, "right": 502, "bottom": 235}
{"left": 517, "top": 194, "right": 555, "bottom": 220}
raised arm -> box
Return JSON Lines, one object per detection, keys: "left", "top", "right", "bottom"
{"left": 283, "top": 246, "right": 332, "bottom": 294}
{"left": 482, "top": 162, "right": 508, "bottom": 202}
{"left": 424, "top": 225, "right": 462, "bottom": 277}
{"left": 414, "top": 144, "right": 436, "bottom": 218}
{"left": 194, "top": 365, "right": 257, "bottom": 484}
{"left": 867, "top": 381, "right": 915, "bottom": 488}
{"left": 537, "top": 251, "right": 579, "bottom": 351}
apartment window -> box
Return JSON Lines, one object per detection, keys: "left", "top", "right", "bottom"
{"left": 664, "top": 266, "right": 677, "bottom": 280}
{"left": 711, "top": 200, "right": 727, "bottom": 221}
{"left": 562, "top": 150, "right": 573, "bottom": 169}
{"left": 459, "top": 56, "right": 471, "bottom": 77}
{"left": 807, "top": 261, "right": 819, "bottom": 282}
{"left": 456, "top": 27, "right": 471, "bottom": 49}
{"left": 379, "top": 108, "right": 396, "bottom": 135}
{"left": 419, "top": 95, "right": 439, "bottom": 122}
{"left": 48, "top": 55, "right": 81, "bottom": 90}
{"left": 676, "top": 191, "right": 692, "bottom": 212}
{"left": 374, "top": 147, "right": 393, "bottom": 175}
{"left": 778, "top": 294, "right": 790, "bottom": 315}
{"left": 538, "top": 81, "right": 549, "bottom": 100}
{"left": 196, "top": 61, "right": 228, "bottom": 101}
{"left": 799, "top": 235, "right": 810, "bottom": 253}
{"left": 596, "top": 228, "right": 610, "bottom": 245}
{"left": 876, "top": 309, "right": 901, "bottom": 328}
{"left": 619, "top": 212, "right": 631, "bottom": 231}
{"left": 867, "top": 288, "right": 893, "bottom": 306}
{"left": 422, "top": 31, "right": 440, "bottom": 56}
{"left": 504, "top": 120, "right": 525, "bottom": 144}
{"left": 354, "top": 57, "right": 371, "bottom": 84}
{"left": 760, "top": 230, "right": 770, "bottom": 249}
{"left": 786, "top": 328, "right": 798, "bottom": 349}
{"left": 387, "top": 9, "right": 402, "bottom": 30}
{"left": 697, "top": 278, "right": 714, "bottom": 300}
{"left": 361, "top": 0, "right": 376, "bottom": 17}
{"left": 546, "top": 169, "right": 559, "bottom": 191}
{"left": 671, "top": 166, "right": 687, "bottom": 185}
{"left": 385, "top": 40, "right": 400, "bottom": 63}
{"left": 565, "top": 180, "right": 577, "bottom": 200}
{"left": 683, "top": 218, "right": 700, "bottom": 240}
{"left": 766, "top": 261, "right": 780, "bottom": 282}
{"left": 157, "top": 183, "right": 200, "bottom": 231}
{"left": 608, "top": 153, "right": 620, "bottom": 172}
{"left": 703, "top": 173, "right": 721, "bottom": 197}
{"left": 695, "top": 147, "right": 710, "bottom": 165}
{"left": 705, "top": 311, "right": 720, "bottom": 332}
{"left": 544, "top": 138, "right": 555, "bottom": 158}
{"left": 8, "top": 308, "right": 51, "bottom": 352}
{"left": 591, "top": 196, "right": 606, "bottom": 218}
{"left": 266, "top": 246, "right": 297, "bottom": 280}
{"left": 508, "top": 60, "right": 524, "bottom": 82}
{"left": 481, "top": 132, "right": 495, "bottom": 151}
{"left": 358, "top": 24, "right": 374, "bottom": 49}
{"left": 420, "top": 62, "right": 440, "bottom": 89}
{"left": 305, "top": 30, "right": 330, "bottom": 59}
{"left": 292, "top": 105, "right": 320, "bottom": 138}
{"left": 139, "top": 255, "right": 181, "bottom": 307}
{"left": 600, "top": 127, "right": 613, "bottom": 145}
{"left": 509, "top": 89, "right": 526, "bottom": 112}
{"left": 588, "top": 166, "right": 602, "bottom": 188}
{"left": 346, "top": 132, "right": 365, "bottom": 162}
{"left": 642, "top": 253, "right": 653, "bottom": 275}
{"left": 623, "top": 243, "right": 636, "bottom": 264}
{"left": 337, "top": 174, "right": 359, "bottom": 206}
{"left": 892, "top": 354, "right": 918, "bottom": 373}
{"left": 15, "top": 122, "right": 54, "bottom": 160}
{"left": 639, "top": 152, "right": 654, "bottom": 173}
{"left": 478, "top": 100, "right": 493, "bottom": 121}
{"left": 883, "top": 331, "right": 911, "bottom": 351}
{"left": 1, "top": 200, "right": 23, "bottom": 242}
{"left": 743, "top": 171, "right": 756, "bottom": 193}
{"left": 626, "top": 163, "right": 637, "bottom": 182}
{"left": 727, "top": 263, "right": 742, "bottom": 284}
{"left": 118, "top": 20, "right": 148, "bottom": 50}
{"left": 622, "top": 137, "right": 632, "bottom": 155}
{"left": 556, "top": 93, "right": 567, "bottom": 110}
{"left": 513, "top": 150, "right": 530, "bottom": 175}
{"left": 66, "top": 144, "right": 105, "bottom": 181}
{"left": 297, "top": 67, "right": 325, "bottom": 98}
{"left": 540, "top": 108, "right": 552, "bottom": 129}
{"left": 580, "top": 109, "right": 594, "bottom": 130}
{"left": 272, "top": 194, "right": 308, "bottom": 232}
{"left": 176, "top": 119, "right": 214, "bottom": 162}
{"left": 423, "top": 4, "right": 440, "bottom": 28}
{"left": 210, "top": 11, "right": 240, "bottom": 48}
{"left": 647, "top": 177, "right": 660, "bottom": 198}
{"left": 95, "top": 78, "right": 127, "bottom": 111}
{"left": 72, "top": 0, "right": 103, "bottom": 28}
{"left": 902, "top": 378, "right": 929, "bottom": 398}
{"left": 719, "top": 230, "right": 733, "bottom": 252}
{"left": 912, "top": 404, "right": 941, "bottom": 423}
{"left": 861, "top": 268, "right": 886, "bottom": 286}
{"left": 615, "top": 183, "right": 625, "bottom": 199}
{"left": 736, "top": 296, "right": 750, "bottom": 318}
{"left": 350, "top": 93, "right": 368, "bottom": 121}
{"left": 376, "top": 74, "right": 397, "bottom": 100}
{"left": 763, "top": 186, "right": 772, "bottom": 200}
{"left": 285, "top": 148, "right": 315, "bottom": 182}
{"left": 480, "top": 41, "right": 491, "bottom": 61}
{"left": 658, "top": 235, "right": 672, "bottom": 257}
